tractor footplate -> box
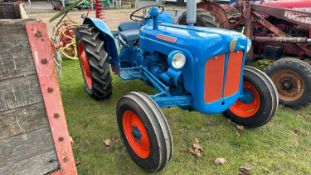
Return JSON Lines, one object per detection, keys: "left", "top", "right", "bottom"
{"left": 120, "top": 67, "right": 143, "bottom": 80}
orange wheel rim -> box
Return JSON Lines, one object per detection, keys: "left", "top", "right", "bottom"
{"left": 122, "top": 110, "right": 150, "bottom": 159}
{"left": 78, "top": 41, "right": 92, "bottom": 89}
{"left": 229, "top": 81, "right": 261, "bottom": 118}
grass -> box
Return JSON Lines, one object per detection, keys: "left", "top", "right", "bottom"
{"left": 59, "top": 59, "right": 311, "bottom": 175}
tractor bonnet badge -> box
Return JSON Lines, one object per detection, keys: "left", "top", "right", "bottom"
{"left": 230, "top": 39, "right": 237, "bottom": 52}
{"left": 156, "top": 34, "right": 177, "bottom": 43}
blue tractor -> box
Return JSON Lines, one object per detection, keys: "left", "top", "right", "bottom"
{"left": 75, "top": 1, "right": 278, "bottom": 172}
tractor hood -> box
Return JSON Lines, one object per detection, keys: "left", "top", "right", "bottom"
{"left": 140, "top": 23, "right": 249, "bottom": 114}
{"left": 140, "top": 23, "right": 248, "bottom": 66}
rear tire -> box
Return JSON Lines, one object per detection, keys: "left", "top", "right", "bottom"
{"left": 76, "top": 24, "right": 112, "bottom": 99}
{"left": 266, "top": 58, "right": 311, "bottom": 108}
{"left": 224, "top": 66, "right": 278, "bottom": 128}
{"left": 178, "top": 9, "right": 220, "bottom": 27}
{"left": 117, "top": 92, "right": 172, "bottom": 172}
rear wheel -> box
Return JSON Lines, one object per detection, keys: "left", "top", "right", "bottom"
{"left": 178, "top": 9, "right": 220, "bottom": 27}
{"left": 76, "top": 24, "right": 112, "bottom": 99}
{"left": 266, "top": 58, "right": 311, "bottom": 108}
{"left": 224, "top": 66, "right": 278, "bottom": 128}
{"left": 117, "top": 92, "right": 172, "bottom": 172}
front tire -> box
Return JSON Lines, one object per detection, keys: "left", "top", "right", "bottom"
{"left": 76, "top": 24, "right": 112, "bottom": 99}
{"left": 266, "top": 58, "right": 311, "bottom": 108}
{"left": 117, "top": 92, "right": 173, "bottom": 172}
{"left": 224, "top": 66, "right": 278, "bottom": 128}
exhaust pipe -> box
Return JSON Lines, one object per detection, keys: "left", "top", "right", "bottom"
{"left": 187, "top": 0, "right": 197, "bottom": 26}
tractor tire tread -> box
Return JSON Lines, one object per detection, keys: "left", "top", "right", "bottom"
{"left": 265, "top": 57, "right": 311, "bottom": 108}
{"left": 117, "top": 92, "right": 172, "bottom": 172}
{"left": 178, "top": 9, "right": 220, "bottom": 27}
{"left": 224, "top": 66, "right": 278, "bottom": 128}
{"left": 76, "top": 24, "right": 112, "bottom": 99}
{"left": 130, "top": 92, "right": 173, "bottom": 165}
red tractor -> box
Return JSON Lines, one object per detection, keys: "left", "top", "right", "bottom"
{"left": 179, "top": 0, "right": 311, "bottom": 108}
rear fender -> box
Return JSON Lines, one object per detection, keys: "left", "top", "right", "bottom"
{"left": 197, "top": 1, "right": 230, "bottom": 29}
{"left": 83, "top": 17, "right": 120, "bottom": 74}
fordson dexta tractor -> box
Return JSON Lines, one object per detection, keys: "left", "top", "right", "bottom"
{"left": 75, "top": 1, "right": 278, "bottom": 172}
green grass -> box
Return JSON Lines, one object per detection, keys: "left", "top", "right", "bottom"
{"left": 59, "top": 59, "right": 311, "bottom": 175}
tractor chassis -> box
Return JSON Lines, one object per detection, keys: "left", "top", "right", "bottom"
{"left": 119, "top": 66, "right": 193, "bottom": 107}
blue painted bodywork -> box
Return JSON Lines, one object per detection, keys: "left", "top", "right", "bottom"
{"left": 83, "top": 17, "right": 120, "bottom": 74}
{"left": 83, "top": 8, "right": 249, "bottom": 115}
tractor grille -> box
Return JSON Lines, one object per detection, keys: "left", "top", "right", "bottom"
{"left": 204, "top": 51, "right": 244, "bottom": 103}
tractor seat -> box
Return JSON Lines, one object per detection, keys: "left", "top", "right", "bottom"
{"left": 119, "top": 30, "right": 140, "bottom": 43}
{"left": 118, "top": 21, "right": 141, "bottom": 31}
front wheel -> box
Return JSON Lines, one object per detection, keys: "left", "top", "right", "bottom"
{"left": 224, "top": 66, "right": 279, "bottom": 128}
{"left": 117, "top": 92, "right": 173, "bottom": 172}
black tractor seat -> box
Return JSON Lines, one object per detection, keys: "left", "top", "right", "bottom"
{"left": 118, "top": 21, "right": 140, "bottom": 31}
{"left": 119, "top": 30, "right": 140, "bottom": 43}
{"left": 118, "top": 21, "right": 141, "bottom": 43}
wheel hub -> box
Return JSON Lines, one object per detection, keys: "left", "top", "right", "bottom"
{"left": 132, "top": 126, "right": 142, "bottom": 140}
{"left": 281, "top": 79, "right": 294, "bottom": 90}
{"left": 122, "top": 110, "right": 150, "bottom": 159}
{"left": 240, "top": 89, "right": 255, "bottom": 104}
{"left": 271, "top": 70, "right": 304, "bottom": 101}
{"left": 229, "top": 81, "right": 260, "bottom": 118}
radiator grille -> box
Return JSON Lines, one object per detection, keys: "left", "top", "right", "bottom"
{"left": 204, "top": 51, "right": 244, "bottom": 103}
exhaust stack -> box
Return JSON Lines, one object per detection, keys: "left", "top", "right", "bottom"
{"left": 186, "top": 0, "right": 197, "bottom": 26}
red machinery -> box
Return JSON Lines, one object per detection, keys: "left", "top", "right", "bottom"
{"left": 0, "top": 3, "right": 77, "bottom": 174}
{"left": 95, "top": 0, "right": 105, "bottom": 19}
{"left": 259, "top": 0, "right": 311, "bottom": 9}
{"left": 50, "top": 0, "right": 105, "bottom": 61}
{"left": 179, "top": 0, "right": 311, "bottom": 108}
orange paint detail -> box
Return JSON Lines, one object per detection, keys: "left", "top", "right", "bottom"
{"left": 122, "top": 110, "right": 150, "bottom": 159}
{"left": 78, "top": 41, "right": 93, "bottom": 89}
{"left": 26, "top": 22, "right": 77, "bottom": 175}
{"left": 224, "top": 51, "right": 244, "bottom": 97}
{"left": 156, "top": 34, "right": 177, "bottom": 43}
{"left": 204, "top": 54, "right": 225, "bottom": 103}
{"left": 229, "top": 81, "right": 261, "bottom": 118}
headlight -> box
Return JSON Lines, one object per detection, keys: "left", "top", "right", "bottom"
{"left": 168, "top": 51, "right": 186, "bottom": 70}
{"left": 247, "top": 38, "right": 252, "bottom": 53}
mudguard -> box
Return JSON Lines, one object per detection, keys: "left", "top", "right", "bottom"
{"left": 83, "top": 17, "right": 120, "bottom": 74}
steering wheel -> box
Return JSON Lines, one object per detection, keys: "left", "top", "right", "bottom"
{"left": 130, "top": 5, "right": 165, "bottom": 21}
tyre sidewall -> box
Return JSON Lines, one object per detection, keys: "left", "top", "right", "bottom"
{"left": 225, "top": 69, "right": 274, "bottom": 127}
{"left": 266, "top": 60, "right": 311, "bottom": 108}
{"left": 117, "top": 97, "right": 163, "bottom": 172}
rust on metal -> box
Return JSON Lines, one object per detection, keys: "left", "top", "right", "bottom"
{"left": 254, "top": 36, "right": 309, "bottom": 43}
{"left": 251, "top": 3, "right": 311, "bottom": 27}
{"left": 48, "top": 87, "right": 54, "bottom": 93}
{"left": 252, "top": 12, "right": 286, "bottom": 37}
{"left": 54, "top": 113, "right": 60, "bottom": 118}
{"left": 41, "top": 58, "right": 48, "bottom": 64}
{"left": 25, "top": 21, "right": 77, "bottom": 175}
{"left": 198, "top": 1, "right": 230, "bottom": 28}
{"left": 35, "top": 30, "right": 42, "bottom": 38}
{"left": 271, "top": 69, "right": 305, "bottom": 102}
{"left": 59, "top": 137, "right": 64, "bottom": 142}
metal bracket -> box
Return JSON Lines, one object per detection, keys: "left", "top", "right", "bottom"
{"left": 25, "top": 21, "right": 77, "bottom": 175}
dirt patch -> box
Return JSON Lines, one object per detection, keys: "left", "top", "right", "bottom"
{"left": 28, "top": 9, "right": 133, "bottom": 33}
